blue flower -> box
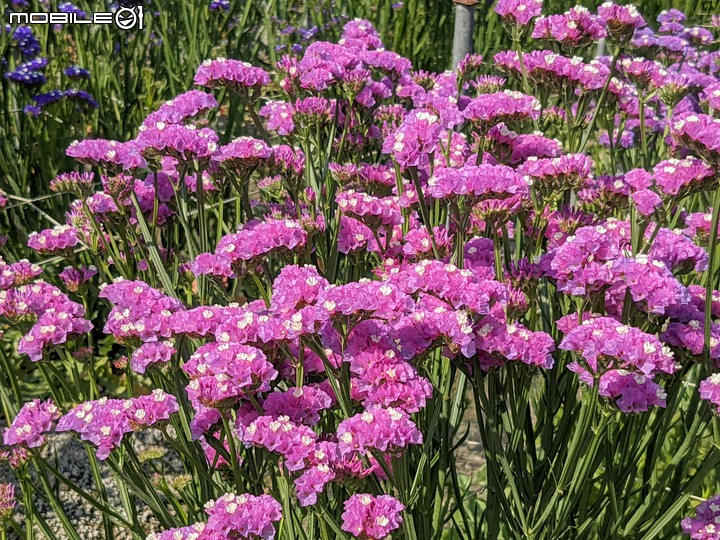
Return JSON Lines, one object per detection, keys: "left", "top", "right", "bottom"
{"left": 64, "top": 65, "right": 91, "bottom": 79}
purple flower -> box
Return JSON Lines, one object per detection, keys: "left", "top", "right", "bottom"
{"left": 50, "top": 171, "right": 95, "bottom": 197}
{"left": 27, "top": 225, "right": 80, "bottom": 255}
{"left": 518, "top": 154, "right": 593, "bottom": 199}
{"left": 57, "top": 391, "right": 178, "bottom": 459}
{"left": 142, "top": 90, "right": 218, "bottom": 127}
{"left": 194, "top": 58, "right": 271, "bottom": 94}
{"left": 597, "top": 2, "right": 646, "bottom": 40}
{"left": 64, "top": 65, "right": 91, "bottom": 79}
{"left": 0, "top": 483, "right": 15, "bottom": 524}
{"left": 382, "top": 109, "right": 444, "bottom": 171}
{"left": 99, "top": 279, "right": 185, "bottom": 342}
{"left": 203, "top": 493, "right": 282, "bottom": 539}
{"left": 59, "top": 266, "right": 97, "bottom": 293}
{"left": 532, "top": 6, "right": 607, "bottom": 48}
{"left": 66, "top": 139, "right": 146, "bottom": 173}
{"left": 146, "top": 523, "right": 216, "bottom": 540}
{"left": 212, "top": 137, "right": 272, "bottom": 175}
{"left": 183, "top": 343, "right": 277, "bottom": 409}
{"left": 559, "top": 316, "right": 675, "bottom": 412}
{"left": 336, "top": 406, "right": 422, "bottom": 458}
{"left": 136, "top": 122, "right": 219, "bottom": 166}
{"left": 652, "top": 157, "right": 715, "bottom": 198}
{"left": 495, "top": 0, "right": 543, "bottom": 26}
{"left": 681, "top": 494, "right": 720, "bottom": 539}
{"left": 462, "top": 90, "right": 541, "bottom": 132}
{"left": 259, "top": 101, "right": 295, "bottom": 135}
{"left": 699, "top": 374, "right": 720, "bottom": 414}
{"left": 130, "top": 340, "right": 176, "bottom": 374}
{"left": 191, "top": 218, "right": 308, "bottom": 279}
{"left": 341, "top": 494, "right": 405, "bottom": 539}
{"left": 12, "top": 26, "right": 40, "bottom": 58}
{"left": 4, "top": 399, "right": 61, "bottom": 448}
{"left": 427, "top": 163, "right": 529, "bottom": 203}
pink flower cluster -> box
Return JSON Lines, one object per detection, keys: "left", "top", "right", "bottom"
{"left": 4, "top": 399, "right": 60, "bottom": 449}
{"left": 27, "top": 225, "right": 80, "bottom": 254}
{"left": 682, "top": 494, "right": 720, "bottom": 539}
{"left": 194, "top": 59, "right": 271, "bottom": 93}
{"left": 191, "top": 218, "right": 309, "bottom": 278}
{"left": 559, "top": 316, "right": 676, "bottom": 412}
{"left": 341, "top": 493, "right": 405, "bottom": 539}
{"left": 57, "top": 390, "right": 178, "bottom": 459}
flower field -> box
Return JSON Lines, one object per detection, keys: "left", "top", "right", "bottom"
{"left": 1, "top": 0, "right": 720, "bottom": 539}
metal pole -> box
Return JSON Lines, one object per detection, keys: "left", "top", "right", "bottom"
{"left": 452, "top": 0, "right": 478, "bottom": 68}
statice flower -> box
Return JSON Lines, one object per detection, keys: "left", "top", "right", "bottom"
{"left": 462, "top": 90, "right": 541, "bottom": 133}
{"left": 100, "top": 279, "right": 185, "bottom": 342}
{"left": 474, "top": 318, "right": 556, "bottom": 370}
{"left": 125, "top": 390, "right": 180, "bottom": 430}
{"left": 471, "top": 75, "right": 506, "bottom": 94}
{"left": 699, "top": 374, "right": 720, "bottom": 414}
{"left": 203, "top": 493, "right": 282, "bottom": 539}
{"left": 262, "top": 386, "right": 333, "bottom": 426}
{"left": 681, "top": 494, "right": 720, "bottom": 539}
{"left": 701, "top": 81, "right": 720, "bottom": 113}
{"left": 340, "top": 19, "right": 384, "bottom": 50}
{"left": 5, "top": 57, "right": 47, "bottom": 86}
{"left": 426, "top": 163, "right": 528, "bottom": 203}
{"left": 50, "top": 171, "right": 95, "bottom": 198}
{"left": 549, "top": 221, "right": 630, "bottom": 296}
{"left": 495, "top": 0, "right": 543, "bottom": 27}
{"left": 559, "top": 316, "right": 675, "bottom": 411}
{"left": 239, "top": 415, "right": 317, "bottom": 471}
{"left": 66, "top": 139, "right": 146, "bottom": 173}
{"left": 183, "top": 343, "right": 277, "bottom": 409}
{"left": 341, "top": 494, "right": 405, "bottom": 539}
{"left": 18, "top": 307, "right": 93, "bottom": 362}
{"left": 59, "top": 266, "right": 97, "bottom": 292}
{"left": 486, "top": 124, "right": 562, "bottom": 164}
{"left": 336, "top": 191, "right": 403, "bottom": 229}
{"left": 270, "top": 265, "right": 329, "bottom": 311}
{"left": 57, "top": 391, "right": 178, "bottom": 459}
{"left": 607, "top": 255, "right": 690, "bottom": 315}
{"left": 597, "top": 2, "right": 646, "bottom": 41}
{"left": 259, "top": 101, "right": 295, "bottom": 135}
{"left": 336, "top": 406, "right": 422, "bottom": 458}
{"left": 136, "top": 122, "right": 219, "bottom": 166}
{"left": 146, "top": 523, "right": 215, "bottom": 540}
{"left": 192, "top": 218, "right": 308, "bottom": 278}
{"left": 194, "top": 58, "right": 271, "bottom": 95}
{"left": 657, "top": 8, "right": 685, "bottom": 34}
{"left": 495, "top": 50, "right": 610, "bottom": 93}
{"left": 212, "top": 137, "right": 272, "bottom": 176}
{"left": 12, "top": 26, "right": 40, "bottom": 58}
{"left": 64, "top": 65, "right": 91, "bottom": 79}
{"left": 684, "top": 210, "right": 720, "bottom": 243}
{"left": 27, "top": 225, "right": 80, "bottom": 255}
{"left": 670, "top": 113, "right": 720, "bottom": 165}
{"left": 519, "top": 154, "right": 593, "bottom": 199}
{"left": 647, "top": 228, "right": 707, "bottom": 273}
{"left": 382, "top": 109, "right": 444, "bottom": 171}
{"left": 662, "top": 321, "right": 720, "bottom": 361}
{"left": 652, "top": 157, "right": 715, "bottom": 198}
{"left": 4, "top": 399, "right": 60, "bottom": 449}
{"left": 0, "top": 260, "right": 42, "bottom": 289}
{"left": 294, "top": 463, "right": 335, "bottom": 506}
{"left": 532, "top": 7, "right": 607, "bottom": 49}
{"left": 143, "top": 90, "right": 218, "bottom": 127}
{"left": 130, "top": 340, "right": 176, "bottom": 374}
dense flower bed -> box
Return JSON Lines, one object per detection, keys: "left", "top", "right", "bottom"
{"left": 1, "top": 3, "right": 720, "bottom": 539}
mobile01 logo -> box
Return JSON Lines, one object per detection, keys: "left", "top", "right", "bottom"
{"left": 8, "top": 7, "right": 144, "bottom": 31}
